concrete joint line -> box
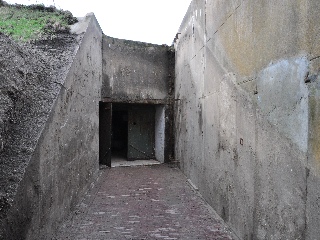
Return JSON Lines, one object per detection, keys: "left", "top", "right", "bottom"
{"left": 310, "top": 55, "right": 320, "bottom": 61}
{"left": 187, "top": 179, "right": 199, "bottom": 191}
{"left": 211, "top": 1, "right": 243, "bottom": 37}
{"left": 187, "top": 38, "right": 212, "bottom": 64}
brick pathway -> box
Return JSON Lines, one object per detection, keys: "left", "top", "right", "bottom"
{"left": 55, "top": 164, "right": 238, "bottom": 240}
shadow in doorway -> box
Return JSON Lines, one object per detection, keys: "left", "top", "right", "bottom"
{"left": 111, "top": 108, "right": 128, "bottom": 161}
{"left": 100, "top": 102, "right": 164, "bottom": 167}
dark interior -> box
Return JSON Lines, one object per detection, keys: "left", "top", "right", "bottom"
{"left": 111, "top": 104, "right": 128, "bottom": 159}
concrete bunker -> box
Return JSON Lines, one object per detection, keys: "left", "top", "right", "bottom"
{"left": 99, "top": 102, "right": 167, "bottom": 167}
{"left": 100, "top": 35, "right": 175, "bottom": 167}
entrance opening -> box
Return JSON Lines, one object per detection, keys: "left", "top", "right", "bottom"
{"left": 111, "top": 104, "right": 128, "bottom": 161}
{"left": 100, "top": 102, "right": 166, "bottom": 167}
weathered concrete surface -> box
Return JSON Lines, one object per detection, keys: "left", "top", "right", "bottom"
{"left": 1, "top": 14, "right": 103, "bottom": 240}
{"left": 174, "top": 0, "right": 320, "bottom": 239}
{"left": 307, "top": 57, "right": 320, "bottom": 239}
{"left": 54, "top": 164, "right": 238, "bottom": 240}
{"left": 102, "top": 36, "right": 174, "bottom": 102}
{"left": 102, "top": 36, "right": 175, "bottom": 163}
{"left": 155, "top": 106, "right": 166, "bottom": 163}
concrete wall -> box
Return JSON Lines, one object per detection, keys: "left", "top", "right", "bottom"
{"left": 102, "top": 36, "right": 175, "bottom": 162}
{"left": 2, "top": 14, "right": 102, "bottom": 240}
{"left": 307, "top": 56, "right": 320, "bottom": 239}
{"left": 174, "top": 0, "right": 320, "bottom": 239}
{"left": 155, "top": 105, "right": 165, "bottom": 163}
{"left": 102, "top": 35, "right": 174, "bottom": 101}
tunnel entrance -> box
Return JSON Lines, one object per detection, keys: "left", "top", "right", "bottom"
{"left": 99, "top": 102, "right": 165, "bottom": 167}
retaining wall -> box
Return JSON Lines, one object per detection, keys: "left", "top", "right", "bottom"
{"left": 1, "top": 14, "right": 102, "bottom": 240}
{"left": 174, "top": 0, "right": 320, "bottom": 239}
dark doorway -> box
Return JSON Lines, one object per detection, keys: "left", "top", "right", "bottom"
{"left": 111, "top": 105, "right": 128, "bottom": 160}
{"left": 100, "top": 102, "right": 164, "bottom": 167}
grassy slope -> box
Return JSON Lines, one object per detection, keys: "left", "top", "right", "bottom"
{"left": 0, "top": 4, "right": 77, "bottom": 41}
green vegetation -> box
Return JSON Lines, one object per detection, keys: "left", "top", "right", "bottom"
{"left": 0, "top": 3, "right": 78, "bottom": 41}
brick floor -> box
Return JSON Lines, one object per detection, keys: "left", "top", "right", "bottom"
{"left": 54, "top": 164, "right": 238, "bottom": 240}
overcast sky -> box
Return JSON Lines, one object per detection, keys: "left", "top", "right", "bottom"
{"left": 5, "top": 0, "right": 191, "bottom": 45}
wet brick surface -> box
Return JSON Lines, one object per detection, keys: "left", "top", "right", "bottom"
{"left": 54, "top": 164, "right": 238, "bottom": 240}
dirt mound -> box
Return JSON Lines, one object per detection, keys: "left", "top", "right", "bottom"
{"left": 0, "top": 31, "right": 80, "bottom": 222}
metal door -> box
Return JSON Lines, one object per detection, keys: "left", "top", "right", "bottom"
{"left": 128, "top": 106, "right": 155, "bottom": 160}
{"left": 99, "top": 102, "right": 112, "bottom": 167}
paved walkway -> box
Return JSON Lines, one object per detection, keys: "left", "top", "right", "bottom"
{"left": 55, "top": 164, "right": 237, "bottom": 240}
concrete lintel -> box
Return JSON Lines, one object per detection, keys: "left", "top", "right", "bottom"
{"left": 102, "top": 98, "right": 171, "bottom": 105}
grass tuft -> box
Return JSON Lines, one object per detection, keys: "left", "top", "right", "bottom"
{"left": 0, "top": 4, "right": 78, "bottom": 41}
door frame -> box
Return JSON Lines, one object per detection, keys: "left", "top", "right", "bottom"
{"left": 99, "top": 100, "right": 170, "bottom": 166}
{"left": 99, "top": 102, "right": 112, "bottom": 167}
